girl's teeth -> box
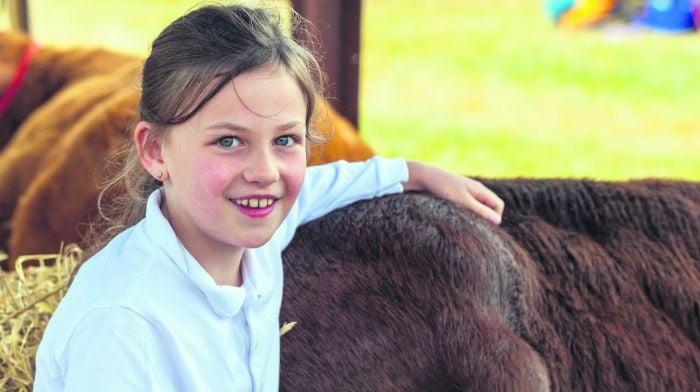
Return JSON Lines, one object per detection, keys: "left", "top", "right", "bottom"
{"left": 235, "top": 198, "right": 275, "bottom": 208}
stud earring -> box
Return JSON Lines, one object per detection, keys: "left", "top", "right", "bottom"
{"left": 155, "top": 169, "right": 163, "bottom": 180}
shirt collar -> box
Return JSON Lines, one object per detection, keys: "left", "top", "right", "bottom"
{"left": 241, "top": 251, "right": 267, "bottom": 303}
{"left": 142, "top": 188, "right": 253, "bottom": 318}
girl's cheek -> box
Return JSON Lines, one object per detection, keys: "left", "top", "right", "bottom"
{"left": 283, "top": 153, "right": 307, "bottom": 198}
{"left": 196, "top": 158, "right": 233, "bottom": 194}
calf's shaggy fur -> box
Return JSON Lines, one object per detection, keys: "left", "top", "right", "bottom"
{"left": 280, "top": 179, "right": 699, "bottom": 391}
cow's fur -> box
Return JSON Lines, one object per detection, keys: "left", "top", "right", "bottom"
{"left": 0, "top": 31, "right": 136, "bottom": 149}
{"left": 0, "top": 63, "right": 141, "bottom": 254}
{"left": 280, "top": 179, "right": 699, "bottom": 391}
{"left": 0, "top": 31, "right": 373, "bottom": 265}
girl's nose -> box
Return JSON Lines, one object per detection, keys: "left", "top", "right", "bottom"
{"left": 243, "top": 149, "right": 280, "bottom": 185}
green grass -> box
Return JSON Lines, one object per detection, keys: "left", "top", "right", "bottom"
{"left": 2, "top": 0, "right": 698, "bottom": 180}
{"left": 360, "top": 0, "right": 700, "bottom": 180}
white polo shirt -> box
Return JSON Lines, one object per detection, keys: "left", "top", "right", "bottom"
{"left": 34, "top": 157, "right": 408, "bottom": 392}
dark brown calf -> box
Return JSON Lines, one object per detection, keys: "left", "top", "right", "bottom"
{"left": 280, "top": 179, "right": 699, "bottom": 391}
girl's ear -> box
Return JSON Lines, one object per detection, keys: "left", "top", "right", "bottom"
{"left": 134, "top": 121, "right": 167, "bottom": 181}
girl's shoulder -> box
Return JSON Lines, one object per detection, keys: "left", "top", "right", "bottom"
{"left": 40, "top": 224, "right": 191, "bottom": 359}
{"left": 50, "top": 222, "right": 176, "bottom": 335}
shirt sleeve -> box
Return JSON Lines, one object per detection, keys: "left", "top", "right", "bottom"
{"left": 59, "top": 307, "right": 155, "bottom": 391}
{"left": 278, "top": 156, "right": 408, "bottom": 247}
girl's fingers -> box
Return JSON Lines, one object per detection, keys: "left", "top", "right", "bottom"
{"left": 412, "top": 168, "right": 504, "bottom": 225}
{"left": 467, "top": 180, "right": 505, "bottom": 216}
{"left": 465, "top": 196, "right": 503, "bottom": 225}
{"left": 479, "top": 190, "right": 504, "bottom": 215}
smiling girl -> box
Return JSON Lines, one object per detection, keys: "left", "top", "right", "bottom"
{"left": 34, "top": 3, "right": 504, "bottom": 391}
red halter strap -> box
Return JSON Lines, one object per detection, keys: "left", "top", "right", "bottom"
{"left": 0, "top": 41, "right": 41, "bottom": 118}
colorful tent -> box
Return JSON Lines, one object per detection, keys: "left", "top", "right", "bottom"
{"left": 634, "top": 0, "right": 698, "bottom": 31}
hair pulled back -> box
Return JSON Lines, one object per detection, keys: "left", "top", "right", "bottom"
{"left": 141, "top": 3, "right": 321, "bottom": 127}
{"left": 84, "top": 3, "right": 324, "bottom": 258}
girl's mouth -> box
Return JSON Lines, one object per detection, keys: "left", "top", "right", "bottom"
{"left": 233, "top": 198, "right": 274, "bottom": 208}
{"left": 230, "top": 197, "right": 276, "bottom": 218}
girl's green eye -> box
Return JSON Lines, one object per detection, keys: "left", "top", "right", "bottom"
{"left": 217, "top": 136, "right": 240, "bottom": 148}
{"left": 274, "top": 135, "right": 296, "bottom": 147}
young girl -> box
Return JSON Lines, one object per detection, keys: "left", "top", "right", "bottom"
{"left": 34, "top": 3, "right": 504, "bottom": 391}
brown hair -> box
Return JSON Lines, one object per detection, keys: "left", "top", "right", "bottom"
{"left": 84, "top": 2, "right": 325, "bottom": 258}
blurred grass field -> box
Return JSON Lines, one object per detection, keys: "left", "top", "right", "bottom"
{"left": 2, "top": 0, "right": 698, "bottom": 180}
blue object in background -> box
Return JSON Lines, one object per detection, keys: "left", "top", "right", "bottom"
{"left": 544, "top": 0, "right": 576, "bottom": 21}
{"left": 635, "top": 0, "right": 697, "bottom": 31}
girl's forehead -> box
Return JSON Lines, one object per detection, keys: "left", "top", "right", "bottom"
{"left": 183, "top": 66, "right": 306, "bottom": 128}
{"left": 231, "top": 66, "right": 305, "bottom": 115}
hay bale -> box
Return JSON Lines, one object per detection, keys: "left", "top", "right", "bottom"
{"left": 0, "top": 244, "right": 80, "bottom": 391}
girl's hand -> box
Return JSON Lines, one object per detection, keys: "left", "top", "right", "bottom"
{"left": 403, "top": 160, "right": 504, "bottom": 225}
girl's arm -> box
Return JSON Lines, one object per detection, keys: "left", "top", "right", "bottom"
{"left": 290, "top": 156, "right": 409, "bottom": 227}
{"left": 276, "top": 156, "right": 407, "bottom": 248}
{"left": 403, "top": 160, "right": 505, "bottom": 225}
{"left": 278, "top": 157, "right": 504, "bottom": 249}
{"left": 35, "top": 308, "right": 153, "bottom": 391}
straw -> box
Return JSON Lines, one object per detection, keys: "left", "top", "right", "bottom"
{"left": 0, "top": 244, "right": 81, "bottom": 391}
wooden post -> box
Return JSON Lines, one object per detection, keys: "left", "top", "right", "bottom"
{"left": 292, "top": 0, "right": 362, "bottom": 128}
{"left": 8, "top": 0, "right": 30, "bottom": 32}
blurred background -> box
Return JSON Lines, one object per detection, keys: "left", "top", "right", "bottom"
{"left": 1, "top": 0, "right": 698, "bottom": 180}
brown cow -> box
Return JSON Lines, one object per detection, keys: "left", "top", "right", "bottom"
{"left": 0, "top": 31, "right": 136, "bottom": 149}
{"left": 0, "top": 31, "right": 374, "bottom": 265}
{"left": 4, "top": 177, "right": 695, "bottom": 390}
{"left": 279, "top": 179, "right": 699, "bottom": 391}
{"left": 0, "top": 63, "right": 141, "bottom": 255}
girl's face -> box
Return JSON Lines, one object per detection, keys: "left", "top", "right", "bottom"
{"left": 157, "top": 66, "right": 307, "bottom": 263}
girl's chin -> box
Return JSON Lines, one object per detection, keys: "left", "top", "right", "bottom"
{"left": 238, "top": 236, "right": 274, "bottom": 249}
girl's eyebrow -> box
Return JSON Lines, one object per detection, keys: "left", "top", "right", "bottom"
{"left": 203, "top": 121, "right": 305, "bottom": 133}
